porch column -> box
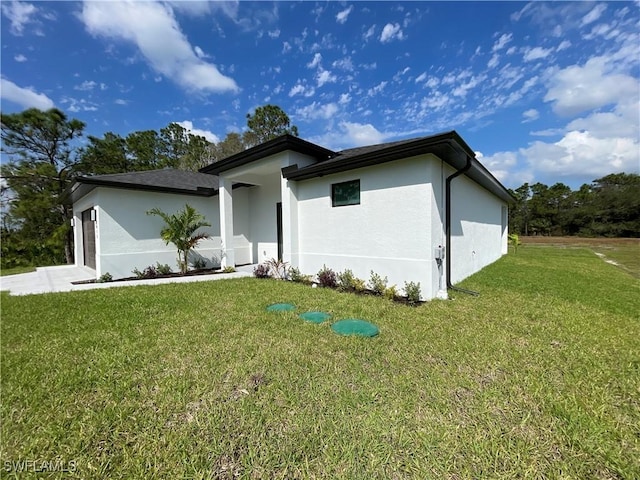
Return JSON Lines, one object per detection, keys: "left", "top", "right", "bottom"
{"left": 219, "top": 177, "right": 235, "bottom": 267}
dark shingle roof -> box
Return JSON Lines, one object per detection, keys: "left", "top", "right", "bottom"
{"left": 66, "top": 169, "right": 219, "bottom": 204}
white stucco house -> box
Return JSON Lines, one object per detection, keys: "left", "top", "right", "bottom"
{"left": 67, "top": 131, "right": 513, "bottom": 300}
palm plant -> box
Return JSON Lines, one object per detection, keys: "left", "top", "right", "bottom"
{"left": 147, "top": 204, "right": 211, "bottom": 274}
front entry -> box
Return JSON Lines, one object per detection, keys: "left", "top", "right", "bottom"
{"left": 276, "top": 202, "right": 283, "bottom": 261}
{"left": 81, "top": 208, "right": 96, "bottom": 269}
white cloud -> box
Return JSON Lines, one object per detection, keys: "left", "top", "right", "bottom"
{"left": 556, "top": 40, "right": 571, "bottom": 51}
{"left": 295, "top": 102, "right": 339, "bottom": 120}
{"left": 288, "top": 82, "right": 314, "bottom": 98}
{"left": 487, "top": 54, "right": 499, "bottom": 69}
{"left": 332, "top": 57, "right": 353, "bottom": 71}
{"left": 340, "top": 121, "right": 385, "bottom": 146}
{"left": 14, "top": 54, "right": 27, "bottom": 62}
{"left": 175, "top": 120, "right": 219, "bottom": 143}
{"left": 474, "top": 150, "right": 520, "bottom": 184}
{"left": 316, "top": 69, "right": 336, "bottom": 87}
{"left": 492, "top": 33, "right": 512, "bottom": 52}
{"left": 580, "top": 3, "right": 607, "bottom": 27}
{"left": 380, "top": 23, "right": 404, "bottom": 43}
{"left": 523, "top": 130, "right": 638, "bottom": 178}
{"left": 282, "top": 41, "right": 292, "bottom": 54}
{"left": 307, "top": 52, "right": 322, "bottom": 69}
{"left": 367, "top": 81, "right": 387, "bottom": 96}
{"left": 523, "top": 46, "right": 553, "bottom": 62}
{"left": 60, "top": 96, "right": 98, "bottom": 112}
{"left": 1, "top": 1, "right": 37, "bottom": 35}
{"left": 268, "top": 29, "right": 280, "bottom": 39}
{"left": 81, "top": 1, "right": 238, "bottom": 93}
{"left": 363, "top": 24, "right": 375, "bottom": 41}
{"left": 193, "top": 46, "right": 209, "bottom": 59}
{"left": 114, "top": 99, "right": 128, "bottom": 105}
{"left": 544, "top": 56, "right": 638, "bottom": 116}
{"left": 74, "top": 80, "right": 97, "bottom": 91}
{"left": 522, "top": 108, "right": 539, "bottom": 123}
{"left": 0, "top": 78, "right": 54, "bottom": 110}
{"left": 338, "top": 93, "right": 351, "bottom": 105}
{"left": 415, "top": 72, "right": 427, "bottom": 83}
{"left": 336, "top": 5, "right": 353, "bottom": 24}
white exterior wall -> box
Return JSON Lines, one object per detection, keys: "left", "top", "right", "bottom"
{"left": 296, "top": 156, "right": 436, "bottom": 299}
{"left": 247, "top": 174, "right": 281, "bottom": 264}
{"left": 449, "top": 174, "right": 508, "bottom": 284}
{"left": 72, "top": 187, "right": 242, "bottom": 279}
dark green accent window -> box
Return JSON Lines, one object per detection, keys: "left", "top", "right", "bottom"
{"left": 332, "top": 179, "right": 360, "bottom": 207}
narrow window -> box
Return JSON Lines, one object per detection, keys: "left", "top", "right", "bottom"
{"left": 332, "top": 179, "right": 360, "bottom": 207}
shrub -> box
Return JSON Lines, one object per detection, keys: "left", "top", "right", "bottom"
{"left": 191, "top": 258, "right": 207, "bottom": 270}
{"left": 222, "top": 266, "right": 236, "bottom": 273}
{"left": 132, "top": 265, "right": 158, "bottom": 279}
{"left": 97, "top": 272, "right": 112, "bottom": 283}
{"left": 289, "top": 267, "right": 313, "bottom": 285}
{"left": 317, "top": 265, "right": 338, "bottom": 288}
{"left": 404, "top": 281, "right": 422, "bottom": 304}
{"left": 265, "top": 258, "right": 289, "bottom": 280}
{"left": 253, "top": 264, "right": 271, "bottom": 278}
{"left": 156, "top": 262, "right": 172, "bottom": 275}
{"left": 352, "top": 277, "right": 367, "bottom": 292}
{"left": 384, "top": 285, "right": 398, "bottom": 300}
{"left": 368, "top": 270, "right": 388, "bottom": 295}
{"left": 337, "top": 269, "right": 356, "bottom": 291}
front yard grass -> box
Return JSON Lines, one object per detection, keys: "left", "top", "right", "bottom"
{"left": 1, "top": 246, "right": 638, "bottom": 479}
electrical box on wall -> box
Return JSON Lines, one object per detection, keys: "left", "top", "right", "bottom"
{"left": 434, "top": 245, "right": 445, "bottom": 260}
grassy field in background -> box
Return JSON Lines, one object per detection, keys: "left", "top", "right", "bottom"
{"left": 0, "top": 266, "right": 36, "bottom": 277}
{"left": 1, "top": 245, "right": 639, "bottom": 479}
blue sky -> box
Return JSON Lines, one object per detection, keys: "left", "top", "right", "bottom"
{"left": 1, "top": 1, "right": 638, "bottom": 189}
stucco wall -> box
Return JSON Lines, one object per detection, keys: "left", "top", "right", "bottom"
{"left": 296, "top": 156, "right": 435, "bottom": 298}
{"left": 449, "top": 174, "right": 508, "bottom": 284}
{"left": 73, "top": 187, "right": 223, "bottom": 279}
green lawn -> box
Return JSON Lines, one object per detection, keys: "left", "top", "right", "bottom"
{"left": 2, "top": 247, "right": 638, "bottom": 479}
{"left": 0, "top": 266, "right": 36, "bottom": 277}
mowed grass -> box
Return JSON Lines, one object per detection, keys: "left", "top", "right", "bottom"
{"left": 1, "top": 247, "right": 639, "bottom": 479}
{"left": 0, "top": 266, "right": 36, "bottom": 277}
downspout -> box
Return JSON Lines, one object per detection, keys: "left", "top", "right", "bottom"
{"left": 445, "top": 154, "right": 480, "bottom": 296}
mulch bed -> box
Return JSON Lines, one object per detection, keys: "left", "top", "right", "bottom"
{"left": 72, "top": 268, "right": 221, "bottom": 285}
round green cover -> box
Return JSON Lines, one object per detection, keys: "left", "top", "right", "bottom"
{"left": 331, "top": 319, "right": 380, "bottom": 337}
{"left": 299, "top": 311, "right": 331, "bottom": 324}
{"left": 266, "top": 303, "right": 295, "bottom": 312}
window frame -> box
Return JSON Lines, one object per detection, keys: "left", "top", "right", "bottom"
{"left": 331, "top": 179, "right": 361, "bottom": 207}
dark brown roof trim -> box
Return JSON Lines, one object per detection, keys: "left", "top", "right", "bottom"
{"left": 199, "top": 134, "right": 335, "bottom": 175}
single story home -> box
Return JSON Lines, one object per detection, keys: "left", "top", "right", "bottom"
{"left": 67, "top": 131, "right": 513, "bottom": 300}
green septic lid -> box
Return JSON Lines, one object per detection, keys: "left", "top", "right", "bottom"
{"left": 266, "top": 303, "right": 295, "bottom": 312}
{"left": 331, "top": 319, "right": 380, "bottom": 337}
{"left": 299, "top": 311, "right": 331, "bottom": 324}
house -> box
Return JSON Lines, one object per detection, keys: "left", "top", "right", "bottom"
{"left": 68, "top": 131, "right": 513, "bottom": 300}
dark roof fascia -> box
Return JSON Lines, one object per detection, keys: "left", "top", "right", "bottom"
{"left": 282, "top": 131, "right": 514, "bottom": 204}
{"left": 199, "top": 134, "right": 335, "bottom": 175}
{"left": 66, "top": 177, "right": 217, "bottom": 205}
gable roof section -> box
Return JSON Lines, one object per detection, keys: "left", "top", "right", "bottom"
{"left": 66, "top": 169, "right": 219, "bottom": 204}
{"left": 199, "top": 134, "right": 335, "bottom": 175}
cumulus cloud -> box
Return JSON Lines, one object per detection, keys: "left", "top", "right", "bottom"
{"left": 295, "top": 102, "right": 339, "bottom": 120}
{"left": 475, "top": 150, "right": 522, "bottom": 184}
{"left": 363, "top": 24, "right": 375, "bottom": 41}
{"left": 0, "top": 78, "right": 54, "bottom": 110}
{"left": 14, "top": 54, "right": 27, "bottom": 62}
{"left": 492, "top": 33, "right": 512, "bottom": 52}
{"left": 380, "top": 23, "right": 404, "bottom": 43}
{"left": 175, "top": 120, "right": 219, "bottom": 143}
{"left": 544, "top": 56, "right": 638, "bottom": 116}
{"left": 523, "top": 46, "right": 553, "bottom": 62}
{"left": 336, "top": 5, "right": 353, "bottom": 24}
{"left": 522, "top": 109, "right": 539, "bottom": 123}
{"left": 74, "top": 80, "right": 97, "bottom": 91}
{"left": 81, "top": 1, "right": 238, "bottom": 93}
{"left": 1, "top": 1, "right": 37, "bottom": 35}
{"left": 341, "top": 121, "right": 386, "bottom": 146}
{"left": 307, "top": 52, "right": 322, "bottom": 69}
{"left": 316, "top": 69, "right": 336, "bottom": 87}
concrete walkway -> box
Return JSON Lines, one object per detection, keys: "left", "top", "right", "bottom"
{"left": 0, "top": 265, "right": 253, "bottom": 296}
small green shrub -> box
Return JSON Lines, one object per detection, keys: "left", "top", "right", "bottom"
{"left": 508, "top": 233, "right": 522, "bottom": 253}
{"left": 404, "top": 281, "right": 422, "bottom": 304}
{"left": 384, "top": 285, "right": 398, "bottom": 300}
{"left": 337, "top": 269, "right": 356, "bottom": 290}
{"left": 253, "top": 264, "right": 271, "bottom": 278}
{"left": 97, "top": 272, "right": 113, "bottom": 283}
{"left": 368, "top": 270, "right": 388, "bottom": 295}
{"left": 156, "top": 262, "right": 172, "bottom": 275}
{"left": 222, "top": 266, "right": 236, "bottom": 273}
{"left": 289, "top": 267, "right": 313, "bottom": 285}
{"left": 192, "top": 258, "right": 207, "bottom": 270}
{"left": 133, "top": 265, "right": 158, "bottom": 279}
{"left": 317, "top": 265, "right": 338, "bottom": 288}
{"left": 352, "top": 277, "right": 367, "bottom": 292}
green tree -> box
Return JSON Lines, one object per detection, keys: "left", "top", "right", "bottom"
{"left": 126, "top": 130, "right": 162, "bottom": 170}
{"left": 244, "top": 104, "right": 298, "bottom": 147}
{"left": 147, "top": 204, "right": 211, "bottom": 274}
{"left": 76, "top": 132, "right": 129, "bottom": 175}
{"left": 212, "top": 132, "right": 245, "bottom": 161}
{"left": 1, "top": 108, "right": 85, "bottom": 265}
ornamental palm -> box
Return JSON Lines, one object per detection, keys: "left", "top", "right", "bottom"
{"left": 147, "top": 204, "right": 211, "bottom": 274}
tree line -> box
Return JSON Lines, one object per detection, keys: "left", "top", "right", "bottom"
{"left": 508, "top": 173, "right": 640, "bottom": 238}
{"left": 0, "top": 105, "right": 298, "bottom": 268}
